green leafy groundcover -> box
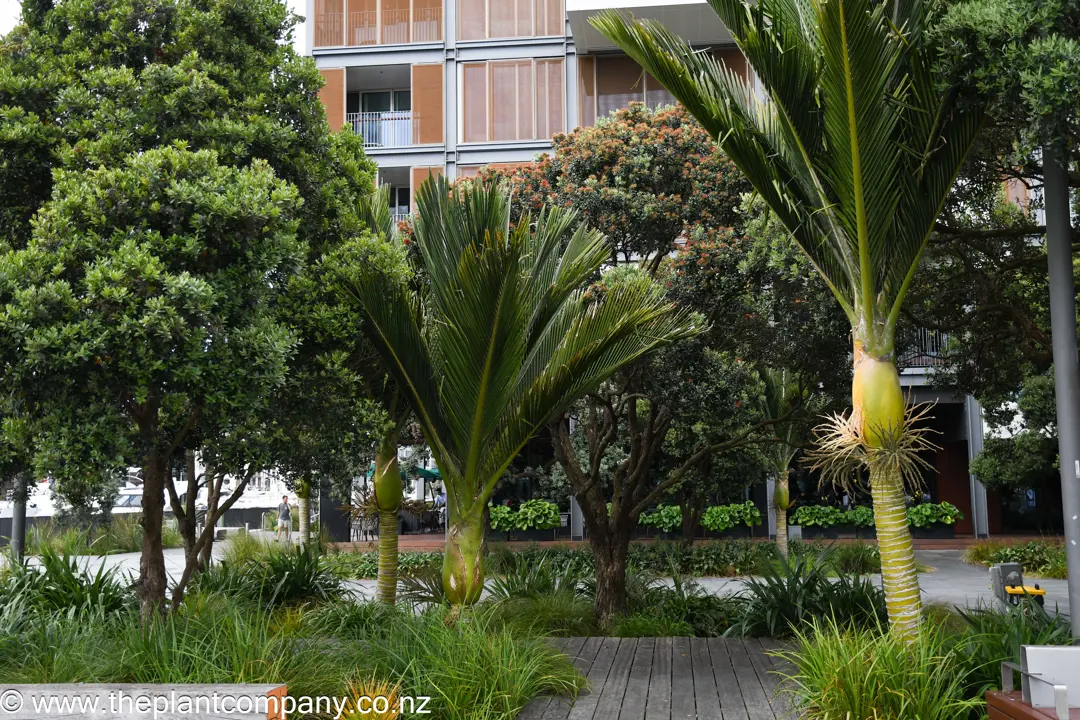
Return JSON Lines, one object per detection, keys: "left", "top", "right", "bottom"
{"left": 639, "top": 501, "right": 764, "bottom": 533}
{"left": 488, "top": 500, "right": 561, "bottom": 531}
{"left": 964, "top": 540, "right": 1068, "bottom": 579}
{"left": 789, "top": 502, "right": 963, "bottom": 528}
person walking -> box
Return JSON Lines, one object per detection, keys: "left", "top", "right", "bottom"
{"left": 276, "top": 495, "right": 292, "bottom": 542}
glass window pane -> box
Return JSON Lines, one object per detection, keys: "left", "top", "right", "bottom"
{"left": 394, "top": 90, "right": 412, "bottom": 111}
{"left": 362, "top": 91, "right": 392, "bottom": 112}
{"left": 596, "top": 55, "right": 644, "bottom": 119}
{"left": 578, "top": 56, "right": 595, "bottom": 128}
{"left": 462, "top": 63, "right": 488, "bottom": 142}
{"left": 536, "top": 60, "right": 564, "bottom": 138}
{"left": 645, "top": 73, "right": 676, "bottom": 110}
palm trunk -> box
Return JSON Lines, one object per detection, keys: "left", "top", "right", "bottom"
{"left": 774, "top": 472, "right": 789, "bottom": 558}
{"left": 870, "top": 460, "right": 921, "bottom": 636}
{"left": 442, "top": 502, "right": 484, "bottom": 605}
{"left": 853, "top": 339, "right": 921, "bottom": 637}
{"left": 373, "top": 441, "right": 402, "bottom": 605}
{"left": 296, "top": 480, "right": 311, "bottom": 544}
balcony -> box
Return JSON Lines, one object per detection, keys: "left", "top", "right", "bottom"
{"left": 899, "top": 328, "right": 950, "bottom": 369}
{"left": 349, "top": 110, "right": 419, "bottom": 148}
{"left": 314, "top": 2, "right": 443, "bottom": 48}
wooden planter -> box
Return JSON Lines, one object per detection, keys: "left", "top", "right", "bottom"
{"left": 509, "top": 528, "right": 558, "bottom": 542}
{"left": 800, "top": 526, "right": 840, "bottom": 540}
{"left": 854, "top": 526, "right": 877, "bottom": 539}
{"left": 703, "top": 526, "right": 752, "bottom": 540}
{"left": 911, "top": 523, "right": 956, "bottom": 539}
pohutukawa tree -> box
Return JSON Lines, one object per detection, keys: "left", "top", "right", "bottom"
{"left": 343, "top": 176, "right": 697, "bottom": 604}
{"left": 593, "top": 0, "right": 985, "bottom": 636}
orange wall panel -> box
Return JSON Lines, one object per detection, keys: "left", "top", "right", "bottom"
{"left": 319, "top": 68, "right": 346, "bottom": 132}
{"left": 411, "top": 166, "right": 446, "bottom": 212}
{"left": 412, "top": 64, "right": 444, "bottom": 144}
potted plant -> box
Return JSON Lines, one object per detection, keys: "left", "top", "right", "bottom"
{"left": 844, "top": 506, "right": 876, "bottom": 539}
{"left": 511, "top": 499, "right": 560, "bottom": 541}
{"left": 487, "top": 503, "right": 517, "bottom": 541}
{"left": 790, "top": 505, "right": 845, "bottom": 539}
{"left": 639, "top": 504, "right": 682, "bottom": 539}
{"left": 701, "top": 501, "right": 762, "bottom": 538}
{"left": 907, "top": 502, "right": 963, "bottom": 539}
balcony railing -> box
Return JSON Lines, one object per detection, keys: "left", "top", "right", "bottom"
{"left": 392, "top": 213, "right": 411, "bottom": 225}
{"left": 349, "top": 110, "right": 417, "bottom": 148}
{"left": 314, "top": 5, "right": 442, "bottom": 47}
{"left": 899, "top": 328, "right": 950, "bottom": 368}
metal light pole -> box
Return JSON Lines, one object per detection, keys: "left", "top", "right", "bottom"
{"left": 1042, "top": 145, "right": 1080, "bottom": 633}
{"left": 11, "top": 474, "right": 26, "bottom": 563}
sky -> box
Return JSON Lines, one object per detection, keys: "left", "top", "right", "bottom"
{"left": 0, "top": 0, "right": 309, "bottom": 54}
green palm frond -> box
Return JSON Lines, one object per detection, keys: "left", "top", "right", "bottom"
{"left": 343, "top": 175, "right": 699, "bottom": 511}
{"left": 592, "top": 0, "right": 983, "bottom": 354}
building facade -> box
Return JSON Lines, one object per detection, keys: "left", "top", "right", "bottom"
{"left": 306, "top": 0, "right": 1003, "bottom": 536}
{"left": 305, "top": 0, "right": 744, "bottom": 212}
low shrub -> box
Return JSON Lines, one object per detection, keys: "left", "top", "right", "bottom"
{"left": 638, "top": 504, "right": 682, "bottom": 533}
{"left": 196, "top": 543, "right": 344, "bottom": 606}
{"left": 480, "top": 594, "right": 597, "bottom": 637}
{"left": 0, "top": 546, "right": 132, "bottom": 617}
{"left": 515, "top": 500, "right": 561, "bottom": 530}
{"left": 610, "top": 613, "right": 694, "bottom": 637}
{"left": 324, "top": 550, "right": 442, "bottom": 579}
{"left": 487, "top": 554, "right": 588, "bottom": 600}
{"left": 729, "top": 551, "right": 886, "bottom": 637}
{"left": 907, "top": 501, "right": 964, "bottom": 527}
{"left": 25, "top": 515, "right": 182, "bottom": 556}
{"left": 789, "top": 505, "right": 845, "bottom": 528}
{"left": 778, "top": 618, "right": 982, "bottom": 720}
{"left": 951, "top": 599, "right": 1074, "bottom": 697}
{"left": 701, "top": 501, "right": 762, "bottom": 532}
{"left": 843, "top": 505, "right": 875, "bottom": 528}
{"left": 963, "top": 539, "right": 1067, "bottom": 578}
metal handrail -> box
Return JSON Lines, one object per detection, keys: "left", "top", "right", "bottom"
{"left": 347, "top": 110, "right": 416, "bottom": 148}
{"left": 1002, "top": 661, "right": 1071, "bottom": 720}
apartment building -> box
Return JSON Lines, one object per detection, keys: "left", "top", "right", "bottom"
{"left": 305, "top": 0, "right": 745, "bottom": 216}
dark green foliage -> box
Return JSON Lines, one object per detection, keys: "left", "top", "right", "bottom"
{"left": 479, "top": 594, "right": 598, "bottom": 637}
{"left": 487, "top": 554, "right": 590, "bottom": 600}
{"left": 610, "top": 614, "right": 695, "bottom": 637}
{"left": 193, "top": 543, "right": 343, "bottom": 607}
{"left": 399, "top": 567, "right": 450, "bottom": 606}
{"left": 790, "top": 505, "right": 845, "bottom": 528}
{"left": 951, "top": 599, "right": 1075, "bottom": 697}
{"left": 907, "top": 502, "right": 964, "bottom": 527}
{"left": 325, "top": 550, "right": 443, "bottom": 579}
{"left": 729, "top": 552, "right": 886, "bottom": 637}
{"left": 0, "top": 547, "right": 132, "bottom": 617}
{"left": 964, "top": 539, "right": 1067, "bottom": 578}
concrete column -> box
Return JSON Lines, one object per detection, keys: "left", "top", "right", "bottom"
{"left": 964, "top": 394, "right": 990, "bottom": 538}
{"left": 1042, "top": 146, "right": 1080, "bottom": 631}
{"left": 766, "top": 475, "right": 777, "bottom": 539}
{"left": 565, "top": 40, "right": 578, "bottom": 132}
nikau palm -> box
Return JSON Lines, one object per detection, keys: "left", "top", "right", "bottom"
{"left": 346, "top": 177, "right": 697, "bottom": 604}
{"left": 593, "top": 0, "right": 983, "bottom": 636}
{"left": 759, "top": 369, "right": 812, "bottom": 559}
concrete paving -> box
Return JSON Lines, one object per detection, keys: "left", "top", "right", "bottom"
{"left": 6, "top": 546, "right": 1070, "bottom": 613}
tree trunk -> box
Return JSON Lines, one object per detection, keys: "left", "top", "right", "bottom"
{"left": 679, "top": 491, "right": 706, "bottom": 547}
{"left": 374, "top": 441, "right": 402, "bottom": 605}
{"left": 198, "top": 471, "right": 220, "bottom": 570}
{"left": 591, "top": 531, "right": 630, "bottom": 625}
{"left": 442, "top": 502, "right": 484, "bottom": 605}
{"left": 138, "top": 451, "right": 168, "bottom": 620}
{"left": 296, "top": 480, "right": 311, "bottom": 544}
{"left": 773, "top": 471, "right": 790, "bottom": 558}
{"left": 870, "top": 461, "right": 921, "bottom": 637}
{"left": 853, "top": 339, "right": 921, "bottom": 637}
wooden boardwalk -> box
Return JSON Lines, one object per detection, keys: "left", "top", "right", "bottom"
{"left": 518, "top": 637, "right": 797, "bottom": 720}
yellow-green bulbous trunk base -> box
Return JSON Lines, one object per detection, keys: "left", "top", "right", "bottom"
{"left": 853, "top": 353, "right": 905, "bottom": 447}
{"left": 443, "top": 515, "right": 485, "bottom": 605}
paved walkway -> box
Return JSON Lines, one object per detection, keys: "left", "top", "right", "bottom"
{"left": 7, "top": 547, "right": 1069, "bottom": 613}
{"left": 518, "top": 637, "right": 795, "bottom": 720}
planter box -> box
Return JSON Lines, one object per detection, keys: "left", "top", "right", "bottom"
{"left": 800, "top": 526, "right": 840, "bottom": 540}
{"left": 834, "top": 523, "right": 858, "bottom": 538}
{"left": 647, "top": 529, "right": 682, "bottom": 541}
{"left": 855, "top": 527, "right": 877, "bottom": 539}
{"left": 704, "top": 526, "right": 752, "bottom": 540}
{"left": 509, "top": 528, "right": 557, "bottom": 542}
{"left": 912, "top": 523, "right": 955, "bottom": 539}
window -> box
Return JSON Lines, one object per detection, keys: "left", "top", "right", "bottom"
{"left": 578, "top": 51, "right": 745, "bottom": 128}
{"left": 457, "top": 0, "right": 563, "bottom": 41}
{"left": 460, "top": 59, "right": 564, "bottom": 143}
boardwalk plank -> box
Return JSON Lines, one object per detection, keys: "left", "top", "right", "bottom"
{"left": 567, "top": 637, "right": 621, "bottom": 720}
{"left": 520, "top": 696, "right": 553, "bottom": 718}
{"left": 536, "top": 638, "right": 591, "bottom": 720}
{"left": 729, "top": 640, "right": 777, "bottom": 720}
{"left": 593, "top": 639, "right": 637, "bottom": 720}
{"left": 707, "top": 638, "right": 749, "bottom": 720}
{"left": 757, "top": 639, "right": 797, "bottom": 720}
{"left": 644, "top": 637, "right": 673, "bottom": 720}
{"left": 617, "top": 638, "right": 654, "bottom": 720}
{"left": 670, "top": 637, "right": 696, "bottom": 720}
{"left": 691, "top": 637, "right": 723, "bottom": 720}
